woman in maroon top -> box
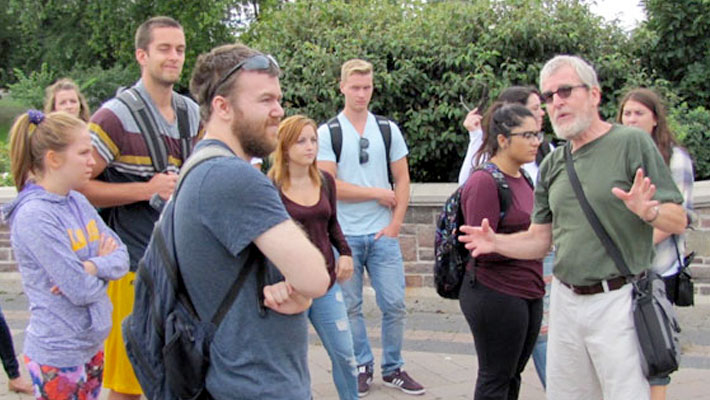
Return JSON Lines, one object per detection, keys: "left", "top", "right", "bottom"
{"left": 459, "top": 103, "right": 544, "bottom": 400}
{"left": 268, "top": 115, "right": 358, "bottom": 400}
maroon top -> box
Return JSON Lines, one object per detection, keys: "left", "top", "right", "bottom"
{"left": 279, "top": 171, "right": 352, "bottom": 288}
{"left": 461, "top": 169, "right": 544, "bottom": 299}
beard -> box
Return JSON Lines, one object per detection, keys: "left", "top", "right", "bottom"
{"left": 230, "top": 112, "right": 278, "bottom": 159}
{"left": 551, "top": 111, "right": 593, "bottom": 140}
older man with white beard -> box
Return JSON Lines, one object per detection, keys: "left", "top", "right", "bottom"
{"left": 458, "top": 55, "right": 687, "bottom": 400}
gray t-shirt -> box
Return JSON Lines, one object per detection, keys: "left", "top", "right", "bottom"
{"left": 173, "top": 140, "right": 309, "bottom": 399}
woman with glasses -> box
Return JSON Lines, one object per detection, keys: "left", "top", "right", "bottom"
{"left": 268, "top": 115, "right": 358, "bottom": 400}
{"left": 459, "top": 103, "right": 544, "bottom": 399}
{"left": 460, "top": 85, "right": 554, "bottom": 389}
{"left": 617, "top": 88, "right": 694, "bottom": 400}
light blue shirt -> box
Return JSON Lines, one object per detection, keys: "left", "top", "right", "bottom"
{"left": 317, "top": 111, "right": 408, "bottom": 235}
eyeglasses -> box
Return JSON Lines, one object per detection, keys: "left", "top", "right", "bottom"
{"left": 509, "top": 131, "right": 544, "bottom": 141}
{"left": 359, "top": 137, "right": 369, "bottom": 164}
{"left": 540, "top": 84, "right": 588, "bottom": 105}
{"left": 208, "top": 53, "right": 280, "bottom": 102}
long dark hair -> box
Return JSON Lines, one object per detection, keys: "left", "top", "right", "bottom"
{"left": 616, "top": 88, "right": 677, "bottom": 165}
{"left": 497, "top": 85, "right": 540, "bottom": 106}
{"left": 474, "top": 103, "right": 534, "bottom": 165}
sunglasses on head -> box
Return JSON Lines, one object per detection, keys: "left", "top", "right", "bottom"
{"left": 209, "top": 53, "right": 280, "bottom": 102}
{"left": 540, "top": 84, "right": 587, "bottom": 105}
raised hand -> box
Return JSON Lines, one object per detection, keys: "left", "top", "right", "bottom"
{"left": 458, "top": 219, "right": 497, "bottom": 257}
{"left": 611, "top": 168, "right": 659, "bottom": 222}
{"left": 463, "top": 108, "right": 482, "bottom": 132}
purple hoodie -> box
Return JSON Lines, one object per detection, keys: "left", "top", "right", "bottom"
{"left": 2, "top": 184, "right": 129, "bottom": 367}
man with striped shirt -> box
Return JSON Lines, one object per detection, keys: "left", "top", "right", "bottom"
{"left": 79, "top": 16, "right": 200, "bottom": 400}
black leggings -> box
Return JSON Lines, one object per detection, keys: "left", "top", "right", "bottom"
{"left": 459, "top": 276, "right": 542, "bottom": 400}
{"left": 0, "top": 307, "right": 20, "bottom": 379}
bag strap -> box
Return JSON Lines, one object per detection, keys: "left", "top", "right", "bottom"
{"left": 327, "top": 117, "right": 343, "bottom": 163}
{"left": 564, "top": 145, "right": 633, "bottom": 277}
{"left": 174, "top": 94, "right": 193, "bottom": 162}
{"left": 475, "top": 162, "right": 516, "bottom": 222}
{"left": 116, "top": 88, "right": 169, "bottom": 172}
{"left": 166, "top": 143, "right": 261, "bottom": 326}
{"left": 374, "top": 115, "right": 393, "bottom": 187}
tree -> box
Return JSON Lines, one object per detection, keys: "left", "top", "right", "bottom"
{"left": 638, "top": 0, "right": 710, "bottom": 109}
{"left": 3, "top": 0, "right": 239, "bottom": 91}
{"left": 242, "top": 0, "right": 638, "bottom": 181}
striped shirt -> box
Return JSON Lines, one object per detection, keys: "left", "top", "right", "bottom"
{"left": 88, "top": 80, "right": 201, "bottom": 270}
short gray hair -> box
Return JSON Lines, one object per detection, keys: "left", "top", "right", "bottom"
{"left": 539, "top": 55, "right": 599, "bottom": 90}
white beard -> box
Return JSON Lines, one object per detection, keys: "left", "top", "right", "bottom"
{"left": 551, "top": 111, "right": 593, "bottom": 140}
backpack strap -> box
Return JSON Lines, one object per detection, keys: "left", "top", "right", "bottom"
{"left": 374, "top": 115, "right": 393, "bottom": 187}
{"left": 174, "top": 94, "right": 193, "bottom": 162}
{"left": 475, "top": 162, "right": 534, "bottom": 222}
{"left": 116, "top": 88, "right": 169, "bottom": 173}
{"left": 326, "top": 114, "right": 394, "bottom": 186}
{"left": 168, "top": 144, "right": 262, "bottom": 325}
{"left": 520, "top": 168, "right": 535, "bottom": 189}
{"left": 476, "top": 162, "right": 512, "bottom": 222}
{"left": 327, "top": 117, "right": 343, "bottom": 163}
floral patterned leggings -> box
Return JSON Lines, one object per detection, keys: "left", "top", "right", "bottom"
{"left": 24, "top": 350, "right": 103, "bottom": 400}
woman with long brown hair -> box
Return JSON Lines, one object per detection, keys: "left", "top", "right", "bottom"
{"left": 43, "top": 78, "right": 91, "bottom": 122}
{"left": 268, "top": 115, "right": 357, "bottom": 400}
{"left": 617, "top": 88, "right": 694, "bottom": 400}
{"left": 459, "top": 103, "right": 544, "bottom": 399}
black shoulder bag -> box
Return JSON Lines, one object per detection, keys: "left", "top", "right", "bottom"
{"left": 564, "top": 144, "right": 681, "bottom": 379}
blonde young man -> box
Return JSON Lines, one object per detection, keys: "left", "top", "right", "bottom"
{"left": 317, "top": 59, "right": 424, "bottom": 397}
{"left": 79, "top": 16, "right": 200, "bottom": 400}
{"left": 459, "top": 55, "right": 686, "bottom": 400}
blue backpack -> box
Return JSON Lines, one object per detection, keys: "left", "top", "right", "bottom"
{"left": 122, "top": 144, "right": 265, "bottom": 400}
{"left": 433, "top": 162, "right": 533, "bottom": 299}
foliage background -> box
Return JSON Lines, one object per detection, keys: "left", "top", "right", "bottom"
{"left": 1, "top": 0, "right": 709, "bottom": 182}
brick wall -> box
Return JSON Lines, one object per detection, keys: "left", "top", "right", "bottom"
{"left": 1, "top": 183, "right": 709, "bottom": 298}
{"left": 398, "top": 182, "right": 710, "bottom": 302}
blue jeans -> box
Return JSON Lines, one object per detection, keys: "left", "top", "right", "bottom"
{"left": 308, "top": 284, "right": 358, "bottom": 400}
{"left": 532, "top": 250, "right": 555, "bottom": 389}
{"left": 340, "top": 234, "right": 406, "bottom": 375}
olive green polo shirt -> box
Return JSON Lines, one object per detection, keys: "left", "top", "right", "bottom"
{"left": 533, "top": 124, "right": 683, "bottom": 286}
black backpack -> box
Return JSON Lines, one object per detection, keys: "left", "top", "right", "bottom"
{"left": 433, "top": 162, "right": 533, "bottom": 299}
{"left": 122, "top": 144, "right": 265, "bottom": 400}
{"left": 325, "top": 115, "right": 394, "bottom": 185}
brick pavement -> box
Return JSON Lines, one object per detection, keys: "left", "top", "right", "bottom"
{"left": 0, "top": 275, "right": 709, "bottom": 399}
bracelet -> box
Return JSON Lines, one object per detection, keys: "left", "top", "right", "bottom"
{"left": 645, "top": 205, "right": 660, "bottom": 224}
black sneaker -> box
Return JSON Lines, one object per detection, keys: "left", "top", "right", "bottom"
{"left": 357, "top": 364, "right": 373, "bottom": 397}
{"left": 382, "top": 369, "right": 425, "bottom": 395}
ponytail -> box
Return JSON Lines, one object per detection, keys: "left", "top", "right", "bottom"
{"left": 8, "top": 110, "right": 86, "bottom": 190}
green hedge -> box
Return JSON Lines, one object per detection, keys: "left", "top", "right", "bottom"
{"left": 242, "top": 0, "right": 641, "bottom": 181}
{"left": 8, "top": 64, "right": 138, "bottom": 111}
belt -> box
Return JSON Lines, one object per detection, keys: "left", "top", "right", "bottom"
{"left": 560, "top": 276, "right": 629, "bottom": 295}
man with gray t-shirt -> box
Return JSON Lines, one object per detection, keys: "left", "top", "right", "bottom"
{"left": 179, "top": 43, "right": 329, "bottom": 399}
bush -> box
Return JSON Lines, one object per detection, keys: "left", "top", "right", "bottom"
{"left": 670, "top": 104, "right": 710, "bottom": 181}
{"left": 7, "top": 63, "right": 137, "bottom": 112}
{"left": 242, "top": 0, "right": 639, "bottom": 182}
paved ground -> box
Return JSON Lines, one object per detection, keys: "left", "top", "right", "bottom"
{"left": 0, "top": 274, "right": 708, "bottom": 399}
